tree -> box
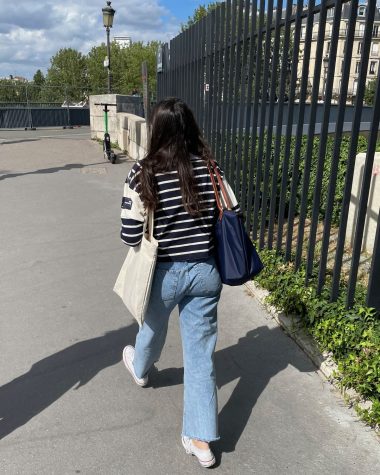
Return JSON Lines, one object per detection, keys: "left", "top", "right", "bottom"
{"left": 44, "top": 48, "right": 87, "bottom": 102}
{"left": 28, "top": 69, "right": 46, "bottom": 103}
{"left": 119, "top": 41, "right": 159, "bottom": 96}
{"left": 86, "top": 41, "right": 159, "bottom": 96}
{"left": 364, "top": 78, "right": 377, "bottom": 106}
{"left": 33, "top": 69, "right": 45, "bottom": 87}
{"left": 181, "top": 2, "right": 221, "bottom": 31}
{"left": 0, "top": 78, "right": 26, "bottom": 104}
{"left": 86, "top": 44, "right": 109, "bottom": 94}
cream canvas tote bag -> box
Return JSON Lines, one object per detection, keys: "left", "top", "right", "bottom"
{"left": 113, "top": 210, "right": 158, "bottom": 327}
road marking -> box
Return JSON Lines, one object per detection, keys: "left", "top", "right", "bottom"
{"left": 81, "top": 167, "right": 107, "bottom": 175}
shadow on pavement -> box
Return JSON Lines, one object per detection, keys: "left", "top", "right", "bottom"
{"left": 215, "top": 326, "right": 316, "bottom": 456}
{"left": 0, "top": 324, "right": 138, "bottom": 440}
{"left": 0, "top": 162, "right": 107, "bottom": 181}
{"left": 0, "top": 139, "right": 40, "bottom": 145}
{"left": 150, "top": 325, "right": 316, "bottom": 459}
{"left": 1, "top": 323, "right": 316, "bottom": 455}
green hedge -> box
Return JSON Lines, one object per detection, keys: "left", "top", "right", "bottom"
{"left": 254, "top": 248, "right": 380, "bottom": 430}
{"left": 229, "top": 133, "right": 379, "bottom": 227}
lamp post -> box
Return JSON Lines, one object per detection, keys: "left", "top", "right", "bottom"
{"left": 102, "top": 1, "right": 116, "bottom": 94}
{"left": 322, "top": 54, "right": 329, "bottom": 102}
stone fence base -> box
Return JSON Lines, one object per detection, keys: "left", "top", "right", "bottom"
{"left": 347, "top": 152, "right": 380, "bottom": 253}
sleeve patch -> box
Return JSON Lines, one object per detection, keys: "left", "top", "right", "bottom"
{"left": 122, "top": 197, "right": 133, "bottom": 210}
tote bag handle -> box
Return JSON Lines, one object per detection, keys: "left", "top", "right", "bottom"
{"left": 207, "top": 160, "right": 233, "bottom": 218}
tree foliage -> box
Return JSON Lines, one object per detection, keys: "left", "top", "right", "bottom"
{"left": 86, "top": 41, "right": 159, "bottom": 96}
{"left": 181, "top": 2, "right": 221, "bottom": 31}
{"left": 0, "top": 41, "right": 159, "bottom": 104}
{"left": 364, "top": 78, "right": 377, "bottom": 106}
{"left": 44, "top": 48, "right": 87, "bottom": 102}
{"left": 33, "top": 70, "right": 45, "bottom": 87}
{"left": 0, "top": 79, "right": 27, "bottom": 103}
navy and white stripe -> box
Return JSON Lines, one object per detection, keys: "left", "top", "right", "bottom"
{"left": 120, "top": 155, "right": 240, "bottom": 262}
{"left": 121, "top": 218, "right": 144, "bottom": 246}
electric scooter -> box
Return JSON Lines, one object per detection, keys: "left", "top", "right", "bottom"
{"left": 95, "top": 102, "right": 117, "bottom": 164}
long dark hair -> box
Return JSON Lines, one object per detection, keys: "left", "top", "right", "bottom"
{"left": 137, "top": 98, "right": 213, "bottom": 215}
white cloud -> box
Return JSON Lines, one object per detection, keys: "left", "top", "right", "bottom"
{"left": 0, "top": 0, "right": 180, "bottom": 79}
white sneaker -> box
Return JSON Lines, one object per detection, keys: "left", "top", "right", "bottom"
{"left": 181, "top": 436, "right": 216, "bottom": 468}
{"left": 122, "top": 345, "right": 148, "bottom": 387}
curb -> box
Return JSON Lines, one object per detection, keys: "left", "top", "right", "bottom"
{"left": 244, "top": 280, "right": 379, "bottom": 436}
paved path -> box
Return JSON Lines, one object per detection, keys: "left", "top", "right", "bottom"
{"left": 1, "top": 132, "right": 379, "bottom": 474}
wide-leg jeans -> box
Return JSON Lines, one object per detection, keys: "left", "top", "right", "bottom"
{"left": 133, "top": 256, "right": 222, "bottom": 442}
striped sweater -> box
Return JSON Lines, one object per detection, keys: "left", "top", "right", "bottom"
{"left": 120, "top": 155, "right": 240, "bottom": 261}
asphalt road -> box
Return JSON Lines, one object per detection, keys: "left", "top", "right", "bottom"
{"left": 0, "top": 126, "right": 91, "bottom": 143}
{"left": 0, "top": 135, "right": 379, "bottom": 474}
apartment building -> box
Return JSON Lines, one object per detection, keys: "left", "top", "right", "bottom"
{"left": 298, "top": 3, "right": 380, "bottom": 99}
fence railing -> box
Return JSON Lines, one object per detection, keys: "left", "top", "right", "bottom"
{"left": 0, "top": 84, "right": 97, "bottom": 129}
{"left": 157, "top": 0, "right": 380, "bottom": 311}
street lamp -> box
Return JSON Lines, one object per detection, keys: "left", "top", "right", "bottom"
{"left": 102, "top": 1, "right": 116, "bottom": 94}
{"left": 322, "top": 54, "right": 329, "bottom": 102}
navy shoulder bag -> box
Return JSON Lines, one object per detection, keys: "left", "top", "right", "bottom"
{"left": 208, "top": 160, "right": 264, "bottom": 286}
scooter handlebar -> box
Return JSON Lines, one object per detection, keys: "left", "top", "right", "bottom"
{"left": 94, "top": 103, "right": 117, "bottom": 106}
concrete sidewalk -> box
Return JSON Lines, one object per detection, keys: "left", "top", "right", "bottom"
{"left": 0, "top": 133, "right": 379, "bottom": 474}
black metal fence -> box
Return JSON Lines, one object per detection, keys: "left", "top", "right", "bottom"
{"left": 0, "top": 107, "right": 90, "bottom": 129}
{"left": 0, "top": 83, "right": 148, "bottom": 127}
{"left": 0, "top": 84, "right": 92, "bottom": 129}
{"left": 157, "top": 0, "right": 380, "bottom": 311}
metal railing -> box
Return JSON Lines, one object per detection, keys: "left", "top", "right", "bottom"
{"left": 157, "top": 0, "right": 380, "bottom": 311}
{"left": 0, "top": 84, "right": 94, "bottom": 128}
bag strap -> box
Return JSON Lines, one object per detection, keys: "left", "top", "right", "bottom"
{"left": 207, "top": 160, "right": 233, "bottom": 219}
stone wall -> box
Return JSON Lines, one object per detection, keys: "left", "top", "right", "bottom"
{"left": 346, "top": 152, "right": 380, "bottom": 253}
{"left": 89, "top": 94, "right": 148, "bottom": 160}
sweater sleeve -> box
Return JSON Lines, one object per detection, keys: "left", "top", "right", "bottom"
{"left": 120, "top": 165, "right": 146, "bottom": 247}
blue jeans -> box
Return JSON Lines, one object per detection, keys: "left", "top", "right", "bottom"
{"left": 133, "top": 256, "right": 222, "bottom": 442}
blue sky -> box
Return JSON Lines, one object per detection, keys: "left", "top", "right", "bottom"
{"left": 161, "top": 0, "right": 202, "bottom": 21}
{"left": 0, "top": 0, "right": 206, "bottom": 80}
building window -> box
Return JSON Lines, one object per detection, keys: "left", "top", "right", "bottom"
{"left": 374, "top": 26, "right": 379, "bottom": 38}
{"left": 328, "top": 7, "right": 335, "bottom": 18}
{"left": 353, "top": 79, "right": 358, "bottom": 94}
{"left": 341, "top": 24, "right": 348, "bottom": 36}
{"left": 357, "top": 42, "right": 362, "bottom": 54}
{"left": 359, "top": 23, "right": 365, "bottom": 37}
{"left": 326, "top": 42, "right": 331, "bottom": 54}
{"left": 358, "top": 6, "right": 366, "bottom": 17}
{"left": 369, "top": 61, "right": 377, "bottom": 74}
{"left": 301, "top": 26, "right": 306, "bottom": 39}
{"left": 355, "top": 61, "right": 361, "bottom": 74}
{"left": 372, "top": 43, "right": 379, "bottom": 56}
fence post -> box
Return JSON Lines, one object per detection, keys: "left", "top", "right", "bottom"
{"left": 142, "top": 61, "right": 150, "bottom": 121}
{"left": 25, "top": 84, "right": 35, "bottom": 130}
{"left": 366, "top": 207, "right": 380, "bottom": 312}
{"left": 64, "top": 87, "right": 72, "bottom": 129}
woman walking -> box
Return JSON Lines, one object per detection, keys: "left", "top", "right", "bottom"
{"left": 119, "top": 98, "right": 239, "bottom": 468}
